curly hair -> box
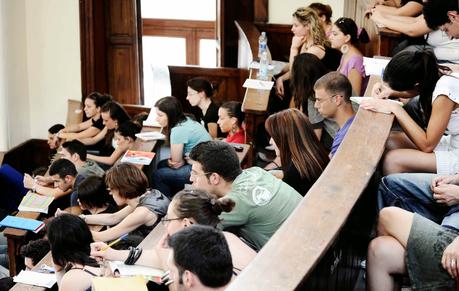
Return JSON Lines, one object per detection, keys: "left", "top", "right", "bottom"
{"left": 293, "top": 7, "right": 329, "bottom": 47}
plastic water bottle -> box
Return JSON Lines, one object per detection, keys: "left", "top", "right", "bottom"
{"left": 258, "top": 31, "right": 267, "bottom": 59}
{"left": 258, "top": 32, "right": 268, "bottom": 80}
{"left": 259, "top": 50, "right": 269, "bottom": 80}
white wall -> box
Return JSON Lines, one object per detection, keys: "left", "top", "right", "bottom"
{"left": 269, "top": 0, "right": 344, "bottom": 24}
{"left": 0, "top": 0, "right": 81, "bottom": 149}
{"left": 0, "top": 1, "right": 8, "bottom": 151}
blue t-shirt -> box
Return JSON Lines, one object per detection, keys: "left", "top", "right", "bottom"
{"left": 170, "top": 117, "right": 212, "bottom": 154}
{"left": 330, "top": 116, "right": 355, "bottom": 156}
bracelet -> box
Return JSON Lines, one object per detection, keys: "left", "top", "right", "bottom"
{"left": 124, "top": 247, "right": 143, "bottom": 265}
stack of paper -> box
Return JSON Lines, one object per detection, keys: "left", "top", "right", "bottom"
{"left": 143, "top": 109, "right": 161, "bottom": 128}
{"left": 92, "top": 276, "right": 148, "bottom": 291}
{"left": 0, "top": 216, "right": 45, "bottom": 233}
{"left": 108, "top": 261, "right": 164, "bottom": 283}
{"left": 13, "top": 270, "right": 56, "bottom": 288}
{"left": 18, "top": 192, "right": 54, "bottom": 214}
{"left": 135, "top": 131, "right": 165, "bottom": 141}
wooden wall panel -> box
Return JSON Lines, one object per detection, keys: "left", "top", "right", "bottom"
{"left": 256, "top": 23, "right": 292, "bottom": 62}
{"left": 106, "top": 0, "right": 142, "bottom": 104}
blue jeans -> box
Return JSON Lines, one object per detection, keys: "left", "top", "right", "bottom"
{"left": 377, "top": 173, "right": 459, "bottom": 230}
{"left": 0, "top": 164, "right": 29, "bottom": 210}
{"left": 152, "top": 160, "right": 191, "bottom": 198}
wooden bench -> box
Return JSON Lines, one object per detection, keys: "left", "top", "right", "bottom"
{"left": 227, "top": 108, "right": 394, "bottom": 290}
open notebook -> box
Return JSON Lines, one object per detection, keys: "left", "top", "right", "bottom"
{"left": 18, "top": 191, "right": 54, "bottom": 214}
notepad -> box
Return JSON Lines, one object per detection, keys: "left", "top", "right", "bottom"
{"left": 0, "top": 215, "right": 45, "bottom": 233}
{"left": 135, "top": 131, "right": 165, "bottom": 141}
{"left": 18, "top": 192, "right": 54, "bottom": 214}
{"left": 108, "top": 261, "right": 164, "bottom": 283}
{"left": 120, "top": 150, "right": 156, "bottom": 165}
{"left": 363, "top": 57, "right": 390, "bottom": 76}
{"left": 243, "top": 79, "right": 274, "bottom": 90}
{"left": 13, "top": 270, "right": 56, "bottom": 288}
{"left": 92, "top": 276, "right": 148, "bottom": 291}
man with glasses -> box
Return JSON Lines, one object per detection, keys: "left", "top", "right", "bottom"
{"left": 188, "top": 141, "right": 301, "bottom": 250}
{"left": 314, "top": 71, "right": 355, "bottom": 157}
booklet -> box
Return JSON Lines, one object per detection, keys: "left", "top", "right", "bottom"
{"left": 0, "top": 215, "right": 45, "bottom": 233}
{"left": 120, "top": 150, "right": 156, "bottom": 165}
{"left": 135, "top": 131, "right": 165, "bottom": 141}
{"left": 13, "top": 270, "right": 56, "bottom": 288}
{"left": 108, "top": 261, "right": 164, "bottom": 283}
{"left": 18, "top": 191, "right": 54, "bottom": 214}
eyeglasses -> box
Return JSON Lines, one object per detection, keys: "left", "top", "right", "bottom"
{"left": 314, "top": 94, "right": 338, "bottom": 104}
{"left": 161, "top": 215, "right": 182, "bottom": 225}
{"left": 187, "top": 91, "right": 200, "bottom": 96}
{"left": 190, "top": 170, "right": 212, "bottom": 177}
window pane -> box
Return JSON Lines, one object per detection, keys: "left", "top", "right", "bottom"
{"left": 199, "top": 39, "right": 217, "bottom": 68}
{"left": 142, "top": 36, "right": 185, "bottom": 106}
{"left": 141, "top": 0, "right": 216, "bottom": 21}
{"left": 142, "top": 36, "right": 186, "bottom": 66}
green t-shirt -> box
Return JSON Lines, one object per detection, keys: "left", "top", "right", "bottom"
{"left": 220, "top": 167, "right": 302, "bottom": 249}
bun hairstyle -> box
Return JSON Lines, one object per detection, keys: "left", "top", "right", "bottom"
{"left": 308, "top": 2, "right": 332, "bottom": 24}
{"left": 173, "top": 189, "right": 235, "bottom": 227}
{"left": 334, "top": 17, "right": 369, "bottom": 45}
{"left": 86, "top": 92, "right": 113, "bottom": 108}
{"left": 186, "top": 77, "right": 215, "bottom": 98}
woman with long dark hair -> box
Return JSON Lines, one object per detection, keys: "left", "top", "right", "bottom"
{"left": 153, "top": 96, "right": 211, "bottom": 197}
{"left": 329, "top": 17, "right": 369, "bottom": 95}
{"left": 48, "top": 214, "right": 100, "bottom": 291}
{"left": 265, "top": 108, "right": 329, "bottom": 195}
{"left": 361, "top": 49, "right": 459, "bottom": 175}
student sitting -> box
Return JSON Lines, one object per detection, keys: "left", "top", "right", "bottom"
{"left": 20, "top": 238, "right": 50, "bottom": 270}
{"left": 167, "top": 226, "right": 233, "bottom": 291}
{"left": 82, "top": 163, "right": 169, "bottom": 242}
{"left": 309, "top": 2, "right": 333, "bottom": 37}
{"left": 217, "top": 101, "right": 245, "bottom": 144}
{"left": 367, "top": 207, "right": 459, "bottom": 291}
{"left": 56, "top": 92, "right": 112, "bottom": 141}
{"left": 48, "top": 214, "right": 101, "bottom": 291}
{"left": 87, "top": 120, "right": 144, "bottom": 167}
{"left": 329, "top": 17, "right": 369, "bottom": 96}
{"left": 360, "top": 50, "right": 459, "bottom": 175}
{"left": 265, "top": 108, "right": 329, "bottom": 195}
{"left": 79, "top": 101, "right": 131, "bottom": 157}
{"left": 90, "top": 189, "right": 256, "bottom": 275}
{"left": 189, "top": 141, "right": 302, "bottom": 250}
{"left": 289, "top": 53, "right": 336, "bottom": 148}
{"left": 47, "top": 159, "right": 84, "bottom": 210}
{"left": 186, "top": 77, "right": 223, "bottom": 139}
{"left": 0, "top": 124, "right": 64, "bottom": 210}
{"left": 153, "top": 96, "right": 211, "bottom": 198}
{"left": 56, "top": 176, "right": 117, "bottom": 218}
{"left": 313, "top": 72, "right": 355, "bottom": 157}
{"left": 24, "top": 140, "right": 105, "bottom": 205}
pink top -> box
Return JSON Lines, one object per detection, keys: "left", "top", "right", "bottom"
{"left": 339, "top": 55, "right": 366, "bottom": 95}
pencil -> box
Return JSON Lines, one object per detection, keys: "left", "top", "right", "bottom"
{"left": 102, "top": 233, "right": 128, "bottom": 251}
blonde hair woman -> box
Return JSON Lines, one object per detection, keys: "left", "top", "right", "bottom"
{"left": 275, "top": 7, "right": 340, "bottom": 98}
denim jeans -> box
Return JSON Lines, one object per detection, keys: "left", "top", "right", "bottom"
{"left": 152, "top": 160, "right": 191, "bottom": 198}
{"left": 377, "top": 173, "right": 459, "bottom": 230}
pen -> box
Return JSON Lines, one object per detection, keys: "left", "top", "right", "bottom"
{"left": 102, "top": 233, "right": 128, "bottom": 251}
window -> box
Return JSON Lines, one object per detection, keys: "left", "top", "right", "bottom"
{"left": 141, "top": 0, "right": 217, "bottom": 105}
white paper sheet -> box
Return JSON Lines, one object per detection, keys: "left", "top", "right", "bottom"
{"left": 363, "top": 57, "right": 391, "bottom": 76}
{"left": 13, "top": 270, "right": 56, "bottom": 288}
{"left": 243, "top": 79, "right": 274, "bottom": 90}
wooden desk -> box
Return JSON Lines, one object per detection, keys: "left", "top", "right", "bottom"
{"left": 3, "top": 211, "right": 41, "bottom": 276}
{"left": 241, "top": 69, "right": 271, "bottom": 165}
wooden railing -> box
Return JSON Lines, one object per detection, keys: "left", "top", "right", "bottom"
{"left": 227, "top": 108, "right": 394, "bottom": 290}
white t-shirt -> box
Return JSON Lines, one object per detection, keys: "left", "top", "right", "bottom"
{"left": 432, "top": 73, "right": 459, "bottom": 150}
{"left": 427, "top": 30, "right": 459, "bottom": 64}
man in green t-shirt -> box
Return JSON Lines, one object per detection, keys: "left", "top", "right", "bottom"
{"left": 189, "top": 141, "right": 302, "bottom": 250}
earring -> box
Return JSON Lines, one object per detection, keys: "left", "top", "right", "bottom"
{"left": 340, "top": 44, "right": 349, "bottom": 54}
{"left": 230, "top": 124, "right": 237, "bottom": 134}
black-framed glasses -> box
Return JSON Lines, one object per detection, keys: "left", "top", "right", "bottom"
{"left": 161, "top": 215, "right": 182, "bottom": 225}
